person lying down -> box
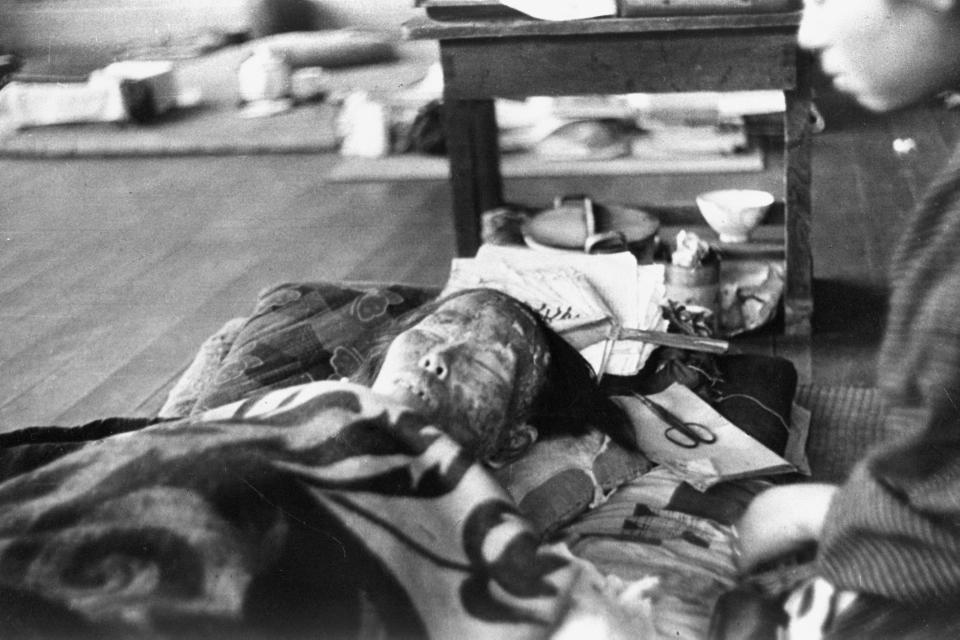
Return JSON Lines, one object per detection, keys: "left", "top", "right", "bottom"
{"left": 356, "top": 287, "right": 638, "bottom": 464}
{"left": 0, "top": 287, "right": 665, "bottom": 639}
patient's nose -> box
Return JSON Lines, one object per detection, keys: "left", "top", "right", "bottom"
{"left": 419, "top": 351, "right": 449, "bottom": 380}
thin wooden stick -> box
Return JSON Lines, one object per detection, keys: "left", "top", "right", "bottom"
{"left": 617, "top": 327, "right": 729, "bottom": 354}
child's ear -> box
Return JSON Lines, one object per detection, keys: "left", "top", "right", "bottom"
{"left": 484, "top": 424, "right": 538, "bottom": 468}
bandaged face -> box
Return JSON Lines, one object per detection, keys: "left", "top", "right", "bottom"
{"left": 371, "top": 289, "right": 550, "bottom": 464}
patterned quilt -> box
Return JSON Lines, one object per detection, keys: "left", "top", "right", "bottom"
{"left": 0, "top": 381, "right": 654, "bottom": 640}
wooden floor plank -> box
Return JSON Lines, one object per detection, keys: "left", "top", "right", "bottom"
{"left": 0, "top": 249, "right": 263, "bottom": 426}
{"left": 340, "top": 182, "right": 455, "bottom": 285}
{"left": 0, "top": 160, "right": 312, "bottom": 371}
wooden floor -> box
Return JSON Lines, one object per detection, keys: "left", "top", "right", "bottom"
{"left": 2, "top": 90, "right": 960, "bottom": 429}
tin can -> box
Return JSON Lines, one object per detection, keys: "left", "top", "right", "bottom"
{"left": 664, "top": 261, "right": 721, "bottom": 321}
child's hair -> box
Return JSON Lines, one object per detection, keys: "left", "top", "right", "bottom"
{"left": 352, "top": 288, "right": 638, "bottom": 452}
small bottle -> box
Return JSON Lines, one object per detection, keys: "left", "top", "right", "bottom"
{"left": 664, "top": 230, "right": 720, "bottom": 328}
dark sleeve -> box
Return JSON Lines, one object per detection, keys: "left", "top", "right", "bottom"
{"left": 816, "top": 266, "right": 960, "bottom": 606}
{"left": 816, "top": 433, "right": 960, "bottom": 606}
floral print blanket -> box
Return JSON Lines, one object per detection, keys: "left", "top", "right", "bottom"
{"left": 0, "top": 381, "right": 652, "bottom": 640}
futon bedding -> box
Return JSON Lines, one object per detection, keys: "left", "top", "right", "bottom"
{"left": 0, "top": 280, "right": 802, "bottom": 639}
{"left": 0, "top": 381, "right": 635, "bottom": 639}
{"left": 0, "top": 383, "right": 767, "bottom": 639}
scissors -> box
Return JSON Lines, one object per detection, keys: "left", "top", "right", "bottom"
{"left": 633, "top": 393, "right": 717, "bottom": 449}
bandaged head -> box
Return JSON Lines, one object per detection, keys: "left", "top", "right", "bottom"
{"left": 371, "top": 289, "right": 551, "bottom": 464}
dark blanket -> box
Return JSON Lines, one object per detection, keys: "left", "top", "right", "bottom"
{"left": 0, "top": 382, "right": 619, "bottom": 640}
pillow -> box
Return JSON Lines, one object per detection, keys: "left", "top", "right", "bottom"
{"left": 194, "top": 281, "right": 438, "bottom": 413}
{"left": 494, "top": 429, "right": 653, "bottom": 538}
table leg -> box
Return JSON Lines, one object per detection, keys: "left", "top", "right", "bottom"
{"left": 783, "top": 54, "right": 814, "bottom": 336}
{"left": 442, "top": 98, "right": 504, "bottom": 256}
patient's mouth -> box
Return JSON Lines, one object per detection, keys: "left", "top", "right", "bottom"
{"left": 379, "top": 377, "right": 440, "bottom": 416}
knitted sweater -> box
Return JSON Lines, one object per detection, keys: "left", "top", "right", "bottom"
{"left": 816, "top": 144, "right": 960, "bottom": 606}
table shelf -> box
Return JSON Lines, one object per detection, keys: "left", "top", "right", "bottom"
{"left": 405, "top": 12, "right": 813, "bottom": 334}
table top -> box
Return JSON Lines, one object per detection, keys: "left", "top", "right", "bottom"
{"left": 404, "top": 11, "right": 801, "bottom": 40}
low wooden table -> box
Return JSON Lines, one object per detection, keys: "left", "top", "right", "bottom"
{"left": 404, "top": 12, "right": 814, "bottom": 334}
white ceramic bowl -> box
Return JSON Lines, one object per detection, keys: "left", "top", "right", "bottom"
{"left": 696, "top": 189, "right": 774, "bottom": 243}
